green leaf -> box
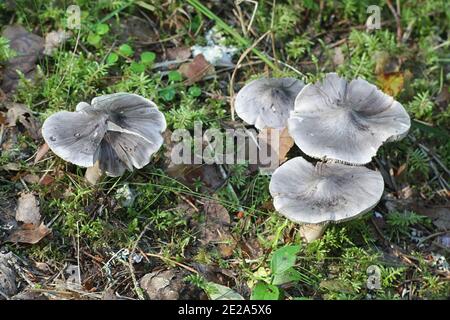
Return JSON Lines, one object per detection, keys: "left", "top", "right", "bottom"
{"left": 95, "top": 23, "right": 109, "bottom": 35}
{"left": 168, "top": 70, "right": 182, "bottom": 82}
{"left": 87, "top": 33, "right": 101, "bottom": 46}
{"left": 129, "top": 62, "right": 145, "bottom": 74}
{"left": 160, "top": 87, "right": 176, "bottom": 101}
{"left": 270, "top": 245, "right": 300, "bottom": 274}
{"left": 188, "top": 86, "right": 202, "bottom": 97}
{"left": 140, "top": 51, "right": 156, "bottom": 64}
{"left": 272, "top": 267, "right": 303, "bottom": 285}
{"left": 250, "top": 282, "right": 280, "bottom": 300}
{"left": 119, "top": 44, "right": 134, "bottom": 57}
{"left": 106, "top": 52, "right": 119, "bottom": 64}
{"left": 204, "top": 282, "right": 244, "bottom": 300}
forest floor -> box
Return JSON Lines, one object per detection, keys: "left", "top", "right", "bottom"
{"left": 0, "top": 0, "right": 449, "bottom": 300}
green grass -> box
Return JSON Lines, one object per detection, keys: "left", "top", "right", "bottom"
{"left": 0, "top": 0, "right": 449, "bottom": 300}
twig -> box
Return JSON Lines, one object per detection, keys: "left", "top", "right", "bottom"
{"left": 145, "top": 253, "right": 198, "bottom": 274}
{"left": 386, "top": 0, "right": 403, "bottom": 43}
{"left": 418, "top": 230, "right": 450, "bottom": 245}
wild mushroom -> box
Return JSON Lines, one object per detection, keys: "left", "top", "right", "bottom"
{"left": 269, "top": 156, "right": 384, "bottom": 242}
{"left": 42, "top": 92, "right": 166, "bottom": 178}
{"left": 235, "top": 78, "right": 304, "bottom": 130}
{"left": 288, "top": 73, "right": 410, "bottom": 164}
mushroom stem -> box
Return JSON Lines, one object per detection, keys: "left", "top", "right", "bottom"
{"left": 299, "top": 223, "right": 327, "bottom": 242}
{"left": 85, "top": 161, "right": 103, "bottom": 185}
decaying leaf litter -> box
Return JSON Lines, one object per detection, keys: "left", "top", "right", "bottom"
{"left": 0, "top": 0, "right": 449, "bottom": 300}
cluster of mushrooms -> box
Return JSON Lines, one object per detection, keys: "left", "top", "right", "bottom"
{"left": 42, "top": 72, "right": 410, "bottom": 243}
{"left": 235, "top": 73, "right": 410, "bottom": 242}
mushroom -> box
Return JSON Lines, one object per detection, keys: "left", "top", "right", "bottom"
{"left": 42, "top": 92, "right": 166, "bottom": 178}
{"left": 269, "top": 156, "right": 384, "bottom": 242}
{"left": 235, "top": 78, "right": 304, "bottom": 130}
{"left": 288, "top": 73, "right": 410, "bottom": 164}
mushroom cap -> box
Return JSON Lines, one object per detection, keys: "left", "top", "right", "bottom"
{"left": 288, "top": 73, "right": 410, "bottom": 164}
{"left": 235, "top": 77, "right": 304, "bottom": 130}
{"left": 269, "top": 156, "right": 384, "bottom": 224}
{"left": 42, "top": 93, "right": 166, "bottom": 176}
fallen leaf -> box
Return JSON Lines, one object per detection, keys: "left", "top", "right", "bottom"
{"left": 44, "top": 29, "right": 71, "bottom": 56}
{"left": 0, "top": 112, "right": 7, "bottom": 125}
{"left": 435, "top": 85, "right": 450, "bottom": 110}
{"left": 0, "top": 162, "right": 20, "bottom": 171}
{"left": 257, "top": 127, "right": 294, "bottom": 172}
{"left": 6, "top": 103, "right": 41, "bottom": 139}
{"left": 333, "top": 47, "right": 345, "bottom": 66}
{"left": 114, "top": 16, "right": 157, "bottom": 43}
{"left": 417, "top": 207, "right": 450, "bottom": 231}
{"left": 167, "top": 46, "right": 191, "bottom": 61}
{"left": 15, "top": 192, "right": 40, "bottom": 225}
{"left": 22, "top": 174, "right": 40, "bottom": 184}
{"left": 34, "top": 143, "right": 49, "bottom": 163}
{"left": 1, "top": 25, "right": 44, "bottom": 93}
{"left": 377, "top": 72, "right": 404, "bottom": 97}
{"left": 240, "top": 237, "right": 263, "bottom": 260}
{"left": 179, "top": 54, "right": 214, "bottom": 84}
{"left": 39, "top": 174, "right": 54, "bottom": 186}
{"left": 166, "top": 164, "right": 225, "bottom": 192}
{"left": 7, "top": 222, "right": 51, "bottom": 244}
{"left": 201, "top": 200, "right": 232, "bottom": 245}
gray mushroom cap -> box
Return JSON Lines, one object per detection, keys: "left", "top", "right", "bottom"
{"left": 235, "top": 78, "right": 304, "bottom": 130}
{"left": 42, "top": 93, "right": 166, "bottom": 177}
{"left": 288, "top": 73, "right": 410, "bottom": 164}
{"left": 269, "top": 156, "right": 384, "bottom": 224}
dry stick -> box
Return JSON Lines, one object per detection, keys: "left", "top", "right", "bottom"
{"left": 145, "top": 253, "right": 199, "bottom": 274}
{"left": 386, "top": 0, "right": 402, "bottom": 43}
{"left": 127, "top": 223, "right": 150, "bottom": 300}
{"left": 234, "top": 4, "right": 248, "bottom": 37}
{"left": 418, "top": 230, "right": 450, "bottom": 246}
{"left": 229, "top": 31, "right": 271, "bottom": 121}
{"left": 0, "top": 124, "right": 4, "bottom": 149}
{"left": 418, "top": 143, "right": 450, "bottom": 176}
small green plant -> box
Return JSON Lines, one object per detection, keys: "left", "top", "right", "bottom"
{"left": 87, "top": 23, "right": 110, "bottom": 47}
{"left": 386, "top": 211, "right": 430, "bottom": 240}
{"left": 250, "top": 245, "right": 310, "bottom": 300}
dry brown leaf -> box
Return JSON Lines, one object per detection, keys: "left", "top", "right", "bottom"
{"left": 258, "top": 127, "right": 294, "bottom": 166}
{"left": 7, "top": 222, "right": 51, "bottom": 244}
{"left": 0, "top": 112, "right": 7, "bottom": 125}
{"left": 44, "top": 29, "right": 71, "bottom": 56}
{"left": 333, "top": 47, "right": 345, "bottom": 66}
{"left": 6, "top": 103, "right": 41, "bottom": 139}
{"left": 166, "top": 164, "right": 224, "bottom": 192}
{"left": 34, "top": 143, "right": 49, "bottom": 164}
{"left": 22, "top": 174, "right": 40, "bottom": 184}
{"left": 15, "top": 192, "right": 40, "bottom": 225}
{"left": 179, "top": 54, "right": 214, "bottom": 84}
{"left": 167, "top": 46, "right": 191, "bottom": 61}
{"left": 417, "top": 207, "right": 450, "bottom": 231}
{"left": 201, "top": 200, "right": 231, "bottom": 244}
{"left": 1, "top": 25, "right": 44, "bottom": 93}
{"left": 39, "top": 174, "right": 54, "bottom": 186}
